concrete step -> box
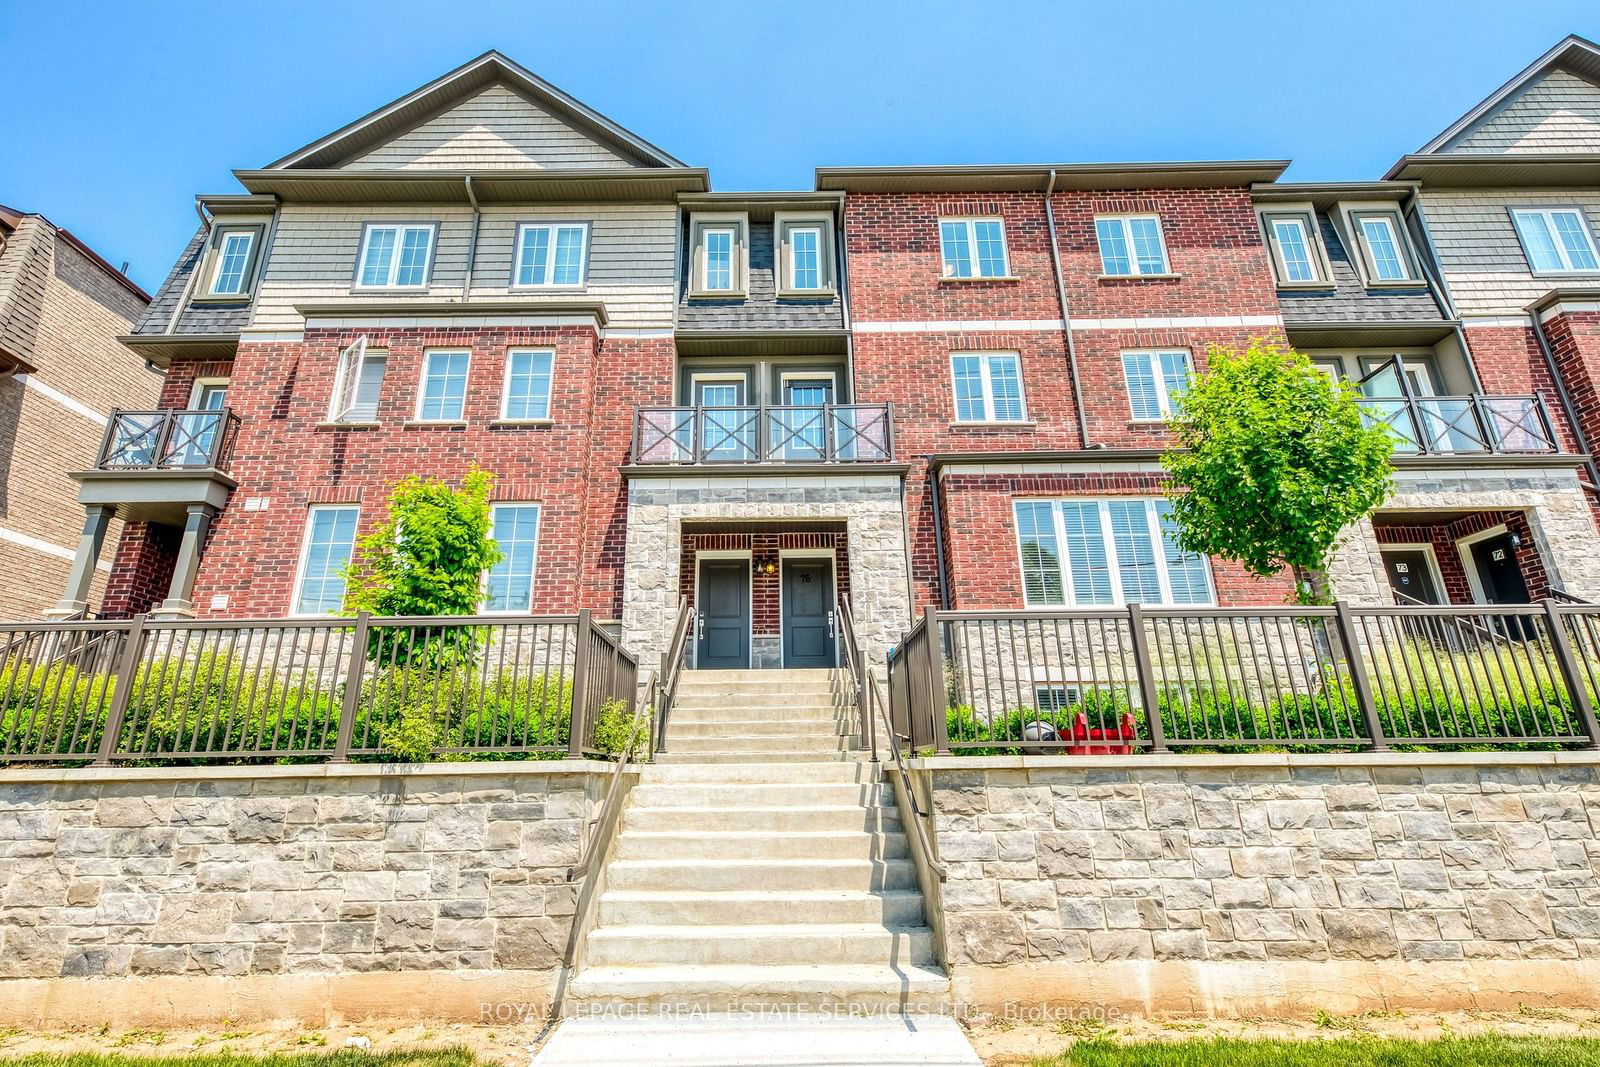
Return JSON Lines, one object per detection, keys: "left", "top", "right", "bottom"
{"left": 622, "top": 804, "right": 903, "bottom": 835}
{"left": 615, "top": 829, "right": 910, "bottom": 862}
{"left": 584, "top": 922, "right": 936, "bottom": 967}
{"left": 664, "top": 733, "right": 857, "bottom": 754}
{"left": 668, "top": 705, "right": 853, "bottom": 722}
{"left": 534, "top": 1012, "right": 979, "bottom": 1065}
{"left": 562, "top": 963, "right": 952, "bottom": 1014}
{"left": 652, "top": 750, "right": 864, "bottom": 765}
{"left": 675, "top": 684, "right": 852, "bottom": 701}
{"left": 640, "top": 761, "right": 881, "bottom": 784}
{"left": 597, "top": 888, "right": 926, "bottom": 926}
{"left": 669, "top": 718, "right": 859, "bottom": 738}
{"left": 629, "top": 784, "right": 892, "bottom": 809}
{"left": 605, "top": 858, "right": 919, "bottom": 893}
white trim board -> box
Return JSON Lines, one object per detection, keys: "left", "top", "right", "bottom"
{"left": 14, "top": 374, "right": 107, "bottom": 426}
{"left": 852, "top": 314, "right": 1282, "bottom": 334}
{"left": 0, "top": 524, "right": 111, "bottom": 571}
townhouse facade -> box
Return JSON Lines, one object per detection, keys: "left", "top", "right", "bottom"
{"left": 0, "top": 204, "right": 156, "bottom": 618}
{"left": 49, "top": 39, "right": 1600, "bottom": 674}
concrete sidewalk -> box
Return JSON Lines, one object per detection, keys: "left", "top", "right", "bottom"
{"left": 531, "top": 1012, "right": 983, "bottom": 1066}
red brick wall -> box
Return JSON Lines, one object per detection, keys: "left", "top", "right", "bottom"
{"left": 1373, "top": 510, "right": 1549, "bottom": 603}
{"left": 101, "top": 520, "right": 179, "bottom": 617}
{"left": 157, "top": 359, "right": 237, "bottom": 407}
{"left": 678, "top": 529, "right": 850, "bottom": 635}
{"left": 1462, "top": 324, "right": 1582, "bottom": 453}
{"left": 938, "top": 470, "right": 1296, "bottom": 609}
{"left": 1539, "top": 311, "right": 1600, "bottom": 458}
{"left": 172, "top": 327, "right": 669, "bottom": 619}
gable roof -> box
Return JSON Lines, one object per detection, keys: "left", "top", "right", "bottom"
{"left": 1414, "top": 35, "right": 1600, "bottom": 155}
{"left": 265, "top": 50, "right": 686, "bottom": 170}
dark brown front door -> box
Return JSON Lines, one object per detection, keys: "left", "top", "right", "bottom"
{"left": 1470, "top": 533, "right": 1532, "bottom": 605}
{"left": 1381, "top": 549, "right": 1442, "bottom": 604}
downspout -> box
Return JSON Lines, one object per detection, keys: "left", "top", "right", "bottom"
{"left": 1044, "top": 169, "right": 1092, "bottom": 448}
{"left": 1528, "top": 296, "right": 1600, "bottom": 495}
{"left": 165, "top": 199, "right": 213, "bottom": 335}
{"left": 462, "top": 176, "right": 481, "bottom": 298}
{"left": 927, "top": 460, "right": 952, "bottom": 609}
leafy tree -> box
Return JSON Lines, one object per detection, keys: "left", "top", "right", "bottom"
{"left": 1162, "top": 341, "right": 1394, "bottom": 603}
{"left": 344, "top": 468, "right": 501, "bottom": 662}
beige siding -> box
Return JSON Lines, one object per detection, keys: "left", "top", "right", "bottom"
{"left": 348, "top": 86, "right": 635, "bottom": 170}
{"left": 251, "top": 203, "right": 677, "bottom": 331}
{"left": 1421, "top": 190, "right": 1600, "bottom": 317}
{"left": 1444, "top": 70, "right": 1600, "bottom": 154}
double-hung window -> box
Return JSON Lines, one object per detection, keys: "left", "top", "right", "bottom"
{"left": 417, "top": 350, "right": 470, "bottom": 421}
{"left": 1122, "top": 350, "right": 1191, "bottom": 421}
{"left": 356, "top": 223, "right": 435, "bottom": 288}
{"left": 501, "top": 349, "right": 554, "bottom": 421}
{"left": 1345, "top": 209, "right": 1418, "bottom": 284}
{"left": 330, "top": 336, "right": 387, "bottom": 422}
{"left": 950, "top": 351, "right": 1026, "bottom": 423}
{"left": 515, "top": 223, "right": 588, "bottom": 287}
{"left": 939, "top": 218, "right": 1009, "bottom": 279}
{"left": 1013, "top": 498, "right": 1212, "bottom": 607}
{"left": 1095, "top": 215, "right": 1169, "bottom": 276}
{"left": 1510, "top": 208, "right": 1600, "bottom": 274}
{"left": 484, "top": 503, "right": 541, "bottom": 613}
{"left": 209, "top": 230, "right": 257, "bottom": 296}
{"left": 293, "top": 505, "right": 360, "bottom": 616}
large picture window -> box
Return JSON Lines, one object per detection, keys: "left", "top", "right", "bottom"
{"left": 1013, "top": 498, "right": 1212, "bottom": 607}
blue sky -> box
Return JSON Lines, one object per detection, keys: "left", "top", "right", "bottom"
{"left": 3, "top": 1, "right": 1596, "bottom": 293}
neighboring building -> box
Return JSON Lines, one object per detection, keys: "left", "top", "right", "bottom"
{"left": 57, "top": 41, "right": 1600, "bottom": 668}
{"left": 0, "top": 204, "right": 156, "bottom": 618}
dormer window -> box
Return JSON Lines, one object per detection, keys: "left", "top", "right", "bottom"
{"left": 689, "top": 213, "right": 748, "bottom": 298}
{"left": 1258, "top": 208, "right": 1330, "bottom": 287}
{"left": 356, "top": 223, "right": 436, "bottom": 288}
{"left": 197, "top": 224, "right": 265, "bottom": 300}
{"left": 939, "top": 218, "right": 1009, "bottom": 279}
{"left": 1343, "top": 207, "right": 1423, "bottom": 286}
{"left": 1510, "top": 207, "right": 1600, "bottom": 275}
{"left": 776, "top": 213, "right": 836, "bottom": 295}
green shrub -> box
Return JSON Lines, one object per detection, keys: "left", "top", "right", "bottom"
{"left": 592, "top": 698, "right": 648, "bottom": 759}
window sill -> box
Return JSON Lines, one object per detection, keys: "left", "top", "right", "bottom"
{"left": 314, "top": 421, "right": 380, "bottom": 431}
{"left": 508, "top": 284, "right": 589, "bottom": 293}
{"left": 1528, "top": 269, "right": 1600, "bottom": 278}
{"left": 349, "top": 286, "right": 433, "bottom": 294}
{"left": 950, "top": 420, "right": 1037, "bottom": 430}
{"left": 1097, "top": 273, "right": 1182, "bottom": 282}
{"left": 403, "top": 420, "right": 468, "bottom": 429}
{"left": 1275, "top": 281, "right": 1337, "bottom": 292}
{"left": 489, "top": 419, "right": 554, "bottom": 428}
{"left": 1360, "top": 280, "right": 1429, "bottom": 290}
{"left": 939, "top": 276, "right": 1021, "bottom": 284}
{"left": 776, "top": 288, "right": 838, "bottom": 299}
{"left": 1127, "top": 419, "right": 1173, "bottom": 427}
{"left": 688, "top": 290, "right": 748, "bottom": 300}
{"left": 190, "top": 293, "right": 254, "bottom": 305}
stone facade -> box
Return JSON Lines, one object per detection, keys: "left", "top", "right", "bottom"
{"left": 619, "top": 473, "right": 913, "bottom": 673}
{"left": 918, "top": 752, "right": 1600, "bottom": 1014}
{"left": 0, "top": 762, "right": 610, "bottom": 986}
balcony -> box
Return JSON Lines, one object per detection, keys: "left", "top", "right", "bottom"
{"left": 1361, "top": 394, "right": 1560, "bottom": 456}
{"left": 72, "top": 409, "right": 240, "bottom": 526}
{"left": 632, "top": 404, "right": 894, "bottom": 465}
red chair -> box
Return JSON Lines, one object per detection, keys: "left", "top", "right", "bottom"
{"left": 1069, "top": 712, "right": 1138, "bottom": 755}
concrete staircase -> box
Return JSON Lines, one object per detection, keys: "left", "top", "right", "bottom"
{"left": 565, "top": 668, "right": 949, "bottom": 1014}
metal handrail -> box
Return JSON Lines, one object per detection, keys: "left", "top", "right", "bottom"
{"left": 1551, "top": 588, "right": 1590, "bottom": 604}
{"left": 95, "top": 408, "right": 243, "bottom": 472}
{"left": 1390, "top": 588, "right": 1515, "bottom": 649}
{"left": 653, "top": 597, "right": 695, "bottom": 754}
{"left": 632, "top": 403, "right": 894, "bottom": 465}
{"left": 866, "top": 666, "right": 945, "bottom": 881}
{"left": 837, "top": 597, "right": 875, "bottom": 760}
{"left": 568, "top": 669, "right": 653, "bottom": 886}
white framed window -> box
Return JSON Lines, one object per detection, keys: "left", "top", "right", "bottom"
{"left": 775, "top": 213, "right": 835, "bottom": 294}
{"left": 1259, "top": 209, "right": 1328, "bottom": 286}
{"left": 702, "top": 227, "right": 735, "bottom": 291}
{"left": 1013, "top": 498, "right": 1213, "bottom": 607}
{"left": 1034, "top": 686, "right": 1081, "bottom": 713}
{"left": 1122, "top": 350, "right": 1191, "bottom": 421}
{"left": 209, "top": 230, "right": 256, "bottom": 295}
{"left": 1095, "top": 215, "right": 1169, "bottom": 276}
{"left": 501, "top": 348, "right": 554, "bottom": 421}
{"left": 689, "top": 213, "right": 747, "bottom": 297}
{"left": 330, "top": 336, "right": 387, "bottom": 422}
{"left": 1510, "top": 207, "right": 1600, "bottom": 274}
{"left": 416, "top": 349, "right": 470, "bottom": 421}
{"left": 950, "top": 351, "right": 1026, "bottom": 423}
{"left": 484, "top": 503, "right": 541, "bottom": 613}
{"left": 1342, "top": 208, "right": 1419, "bottom": 285}
{"left": 939, "top": 218, "right": 1009, "bottom": 279}
{"left": 514, "top": 222, "right": 589, "bottom": 287}
{"left": 355, "top": 223, "right": 435, "bottom": 288}
{"left": 293, "top": 505, "right": 360, "bottom": 616}
{"left": 790, "top": 226, "right": 822, "bottom": 290}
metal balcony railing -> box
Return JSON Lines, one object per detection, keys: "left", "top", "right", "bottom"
{"left": 95, "top": 408, "right": 242, "bottom": 472}
{"left": 632, "top": 404, "right": 894, "bottom": 465}
{"left": 1360, "top": 394, "right": 1559, "bottom": 455}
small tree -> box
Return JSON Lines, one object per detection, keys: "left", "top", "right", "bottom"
{"left": 345, "top": 468, "right": 501, "bottom": 663}
{"left": 1163, "top": 341, "right": 1393, "bottom": 603}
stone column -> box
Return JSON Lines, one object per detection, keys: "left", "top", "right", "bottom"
{"left": 153, "top": 503, "right": 216, "bottom": 618}
{"left": 48, "top": 505, "right": 116, "bottom": 618}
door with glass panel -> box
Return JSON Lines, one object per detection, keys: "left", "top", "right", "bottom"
{"left": 776, "top": 376, "right": 834, "bottom": 460}
{"left": 175, "top": 381, "right": 229, "bottom": 467}
{"left": 1358, "top": 357, "right": 1459, "bottom": 453}
{"left": 693, "top": 377, "right": 752, "bottom": 461}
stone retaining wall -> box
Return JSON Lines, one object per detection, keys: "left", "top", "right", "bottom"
{"left": 916, "top": 752, "right": 1600, "bottom": 1016}
{"left": 0, "top": 761, "right": 616, "bottom": 1023}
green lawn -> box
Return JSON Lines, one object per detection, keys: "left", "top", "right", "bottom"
{"left": 1032, "top": 1035, "right": 1600, "bottom": 1066}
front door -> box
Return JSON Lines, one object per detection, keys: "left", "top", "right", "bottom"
{"left": 696, "top": 559, "right": 750, "bottom": 668}
{"left": 1470, "top": 533, "right": 1531, "bottom": 604}
{"left": 781, "top": 559, "right": 836, "bottom": 668}
{"left": 693, "top": 377, "right": 752, "bottom": 461}
{"left": 1381, "top": 549, "right": 1442, "bottom": 604}
{"left": 777, "top": 377, "right": 835, "bottom": 460}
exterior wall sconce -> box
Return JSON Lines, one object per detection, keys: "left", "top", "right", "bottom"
{"left": 761, "top": 560, "right": 778, "bottom": 575}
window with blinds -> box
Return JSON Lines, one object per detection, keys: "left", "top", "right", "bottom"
{"left": 1012, "top": 498, "right": 1213, "bottom": 607}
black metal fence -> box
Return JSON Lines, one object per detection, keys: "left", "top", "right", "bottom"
{"left": 0, "top": 610, "right": 636, "bottom": 764}
{"left": 888, "top": 602, "right": 1600, "bottom": 753}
